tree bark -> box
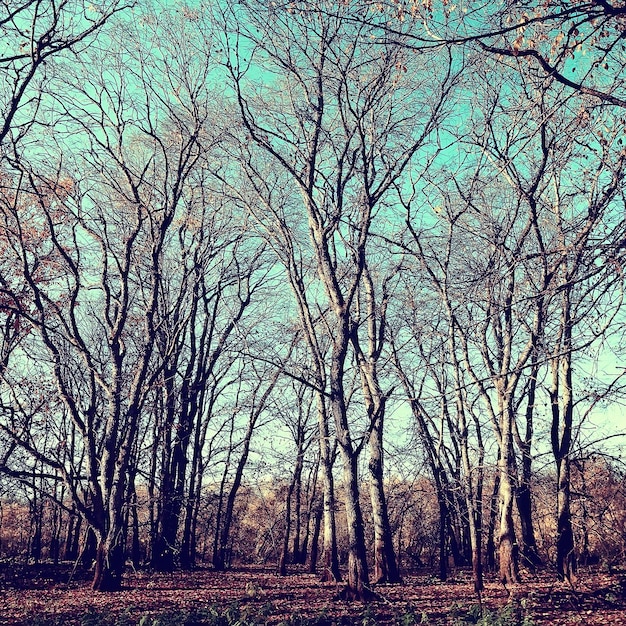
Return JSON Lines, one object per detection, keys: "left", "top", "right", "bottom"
{"left": 551, "top": 289, "right": 576, "bottom": 582}
{"left": 497, "top": 429, "right": 520, "bottom": 586}
{"left": 307, "top": 498, "right": 322, "bottom": 574}
{"left": 368, "top": 425, "right": 400, "bottom": 583}
{"left": 92, "top": 534, "right": 126, "bottom": 592}
{"left": 316, "top": 394, "right": 341, "bottom": 582}
{"left": 331, "top": 322, "right": 371, "bottom": 600}
{"left": 340, "top": 449, "right": 371, "bottom": 600}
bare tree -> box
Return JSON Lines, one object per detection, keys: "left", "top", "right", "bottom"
{"left": 370, "top": 0, "right": 626, "bottom": 108}
{"left": 0, "top": 0, "right": 130, "bottom": 148}
{"left": 0, "top": 5, "right": 221, "bottom": 589}
{"left": 220, "top": 0, "right": 457, "bottom": 596}
{"left": 149, "top": 195, "right": 267, "bottom": 572}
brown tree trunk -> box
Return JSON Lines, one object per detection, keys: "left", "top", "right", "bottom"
{"left": 498, "top": 480, "right": 519, "bottom": 585}
{"left": 317, "top": 395, "right": 341, "bottom": 582}
{"left": 514, "top": 356, "right": 543, "bottom": 570}
{"left": 556, "top": 456, "right": 576, "bottom": 581}
{"left": 64, "top": 510, "right": 82, "bottom": 562}
{"left": 331, "top": 323, "right": 371, "bottom": 600}
{"left": 308, "top": 499, "right": 322, "bottom": 574}
{"left": 92, "top": 536, "right": 125, "bottom": 592}
{"left": 366, "top": 385, "right": 400, "bottom": 583}
{"left": 279, "top": 462, "right": 298, "bottom": 576}
{"left": 486, "top": 459, "right": 501, "bottom": 572}
{"left": 368, "top": 441, "right": 400, "bottom": 583}
{"left": 498, "top": 430, "right": 520, "bottom": 585}
{"left": 151, "top": 363, "right": 178, "bottom": 572}
{"left": 515, "top": 479, "right": 542, "bottom": 569}
{"left": 340, "top": 452, "right": 371, "bottom": 600}
{"left": 355, "top": 267, "right": 400, "bottom": 584}
{"left": 438, "top": 498, "right": 448, "bottom": 582}
{"left": 551, "top": 297, "right": 576, "bottom": 583}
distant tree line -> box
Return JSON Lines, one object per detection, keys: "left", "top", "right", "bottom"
{"left": 0, "top": 0, "right": 625, "bottom": 596}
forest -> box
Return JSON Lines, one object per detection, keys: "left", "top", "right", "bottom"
{"left": 1, "top": 0, "right": 626, "bottom": 624}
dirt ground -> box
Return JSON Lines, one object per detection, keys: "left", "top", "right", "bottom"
{"left": 0, "top": 564, "right": 625, "bottom": 625}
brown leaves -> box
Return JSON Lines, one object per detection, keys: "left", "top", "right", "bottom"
{"left": 1, "top": 566, "right": 626, "bottom": 625}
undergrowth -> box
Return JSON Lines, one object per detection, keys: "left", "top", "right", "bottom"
{"left": 23, "top": 600, "right": 536, "bottom": 626}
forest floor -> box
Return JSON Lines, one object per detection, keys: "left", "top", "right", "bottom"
{"left": 0, "top": 563, "right": 625, "bottom": 626}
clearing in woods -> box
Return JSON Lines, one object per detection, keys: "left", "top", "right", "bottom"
{"left": 0, "top": 565, "right": 626, "bottom": 625}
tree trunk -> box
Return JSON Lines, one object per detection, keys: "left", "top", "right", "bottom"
{"left": 279, "top": 466, "right": 297, "bottom": 575}
{"left": 438, "top": 498, "right": 448, "bottom": 582}
{"left": 485, "top": 458, "right": 500, "bottom": 572}
{"left": 515, "top": 478, "right": 542, "bottom": 569}
{"left": 64, "top": 510, "right": 82, "bottom": 562}
{"left": 151, "top": 364, "right": 180, "bottom": 572}
{"left": 291, "top": 454, "right": 305, "bottom": 565}
{"left": 368, "top": 442, "right": 400, "bottom": 583}
{"left": 551, "top": 306, "right": 576, "bottom": 582}
{"left": 550, "top": 284, "right": 576, "bottom": 583}
{"left": 215, "top": 370, "right": 279, "bottom": 570}
{"left": 354, "top": 268, "right": 400, "bottom": 584}
{"left": 308, "top": 499, "right": 322, "bottom": 574}
{"left": 130, "top": 489, "right": 141, "bottom": 568}
{"left": 92, "top": 535, "right": 125, "bottom": 592}
{"left": 363, "top": 374, "right": 399, "bottom": 583}
{"left": 514, "top": 357, "right": 543, "bottom": 570}
{"left": 340, "top": 451, "right": 371, "bottom": 600}
{"left": 497, "top": 443, "right": 520, "bottom": 585}
{"left": 316, "top": 395, "right": 341, "bottom": 582}
{"left": 331, "top": 323, "right": 371, "bottom": 600}
{"left": 556, "top": 456, "right": 576, "bottom": 581}
{"left": 280, "top": 415, "right": 306, "bottom": 575}
{"left": 181, "top": 393, "right": 211, "bottom": 570}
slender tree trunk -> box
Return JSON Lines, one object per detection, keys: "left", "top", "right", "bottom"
{"left": 551, "top": 294, "right": 576, "bottom": 582}
{"left": 354, "top": 268, "right": 400, "bottom": 584}
{"left": 316, "top": 395, "right": 341, "bottom": 582}
{"left": 92, "top": 532, "right": 126, "bottom": 592}
{"left": 308, "top": 499, "right": 322, "bottom": 574}
{"left": 485, "top": 454, "right": 500, "bottom": 573}
{"left": 279, "top": 465, "right": 297, "bottom": 575}
{"left": 514, "top": 357, "right": 542, "bottom": 570}
{"left": 214, "top": 458, "right": 244, "bottom": 571}
{"left": 460, "top": 415, "right": 484, "bottom": 593}
{"left": 497, "top": 434, "right": 520, "bottom": 585}
{"left": 331, "top": 323, "right": 371, "bottom": 599}
{"left": 281, "top": 417, "right": 306, "bottom": 574}
{"left": 438, "top": 497, "right": 448, "bottom": 582}
{"left": 50, "top": 505, "right": 61, "bottom": 565}
{"left": 362, "top": 372, "right": 399, "bottom": 583}
{"left": 181, "top": 394, "right": 212, "bottom": 569}
{"left": 128, "top": 487, "right": 141, "bottom": 568}
{"left": 64, "top": 509, "right": 82, "bottom": 562}
{"left": 215, "top": 369, "right": 280, "bottom": 570}
{"left": 340, "top": 451, "right": 371, "bottom": 599}
{"left": 151, "top": 365, "right": 177, "bottom": 572}
{"left": 555, "top": 455, "right": 575, "bottom": 581}
{"left": 29, "top": 480, "right": 42, "bottom": 564}
{"left": 515, "top": 472, "right": 542, "bottom": 569}
{"left": 291, "top": 455, "right": 304, "bottom": 565}
{"left": 368, "top": 424, "right": 400, "bottom": 583}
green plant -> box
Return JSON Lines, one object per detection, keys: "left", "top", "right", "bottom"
{"left": 449, "top": 601, "right": 536, "bottom": 626}
{"left": 393, "top": 604, "right": 422, "bottom": 626}
{"left": 360, "top": 605, "right": 377, "bottom": 626}
{"left": 276, "top": 612, "right": 333, "bottom": 626}
{"left": 77, "top": 607, "right": 135, "bottom": 626}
